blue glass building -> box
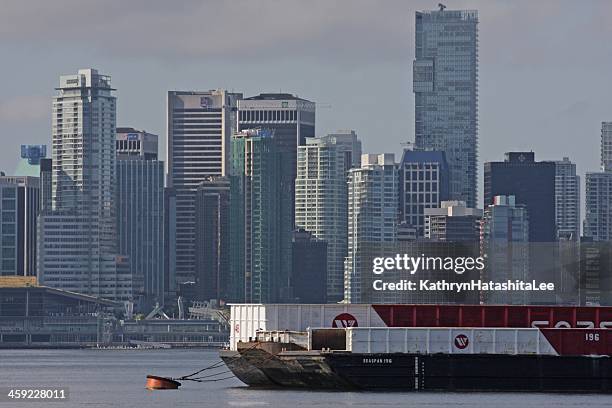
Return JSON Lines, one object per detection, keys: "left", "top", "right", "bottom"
{"left": 413, "top": 7, "right": 479, "bottom": 208}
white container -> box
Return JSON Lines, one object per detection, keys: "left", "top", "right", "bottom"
{"left": 229, "top": 304, "right": 386, "bottom": 350}
{"left": 345, "top": 327, "right": 557, "bottom": 356}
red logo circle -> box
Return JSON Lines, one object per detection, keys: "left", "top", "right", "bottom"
{"left": 234, "top": 324, "right": 240, "bottom": 334}
{"left": 332, "top": 313, "right": 358, "bottom": 328}
{"left": 454, "top": 334, "right": 469, "bottom": 349}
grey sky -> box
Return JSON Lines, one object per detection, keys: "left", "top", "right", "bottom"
{"left": 1, "top": 0, "right": 611, "bottom": 207}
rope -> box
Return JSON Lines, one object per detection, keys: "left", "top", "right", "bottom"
{"left": 172, "top": 342, "right": 264, "bottom": 381}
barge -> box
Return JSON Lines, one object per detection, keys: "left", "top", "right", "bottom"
{"left": 221, "top": 304, "right": 612, "bottom": 392}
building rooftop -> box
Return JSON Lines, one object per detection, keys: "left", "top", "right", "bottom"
{"left": 244, "top": 93, "right": 311, "bottom": 102}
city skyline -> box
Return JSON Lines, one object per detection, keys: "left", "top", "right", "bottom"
{"left": 1, "top": 1, "right": 611, "bottom": 209}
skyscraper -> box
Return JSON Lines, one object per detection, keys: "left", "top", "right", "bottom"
{"left": 238, "top": 93, "right": 315, "bottom": 286}
{"left": 398, "top": 150, "right": 450, "bottom": 238}
{"left": 480, "top": 195, "right": 530, "bottom": 304}
{"left": 484, "top": 152, "right": 556, "bottom": 242}
{"left": 584, "top": 172, "right": 612, "bottom": 241}
{"left": 0, "top": 176, "right": 39, "bottom": 276}
{"left": 554, "top": 157, "right": 580, "bottom": 241}
{"left": 295, "top": 134, "right": 360, "bottom": 302}
{"left": 229, "top": 129, "right": 291, "bottom": 303}
{"left": 195, "top": 176, "right": 230, "bottom": 303}
{"left": 413, "top": 7, "right": 479, "bottom": 208}
{"left": 166, "top": 90, "right": 242, "bottom": 284}
{"left": 39, "top": 69, "right": 136, "bottom": 301}
{"left": 39, "top": 158, "right": 52, "bottom": 211}
{"left": 116, "top": 128, "right": 165, "bottom": 309}
{"left": 600, "top": 122, "right": 612, "bottom": 172}
{"left": 344, "top": 154, "right": 398, "bottom": 303}
{"left": 319, "top": 130, "right": 362, "bottom": 169}
{"left": 585, "top": 122, "right": 612, "bottom": 241}
{"left": 291, "top": 228, "right": 327, "bottom": 304}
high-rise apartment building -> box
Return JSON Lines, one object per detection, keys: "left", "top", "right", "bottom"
{"left": 584, "top": 172, "right": 612, "bottom": 241}
{"left": 554, "top": 157, "right": 580, "bottom": 241}
{"left": 413, "top": 7, "right": 479, "bottom": 207}
{"left": 319, "top": 130, "right": 362, "bottom": 169}
{"left": 116, "top": 128, "right": 165, "bottom": 309}
{"left": 600, "top": 122, "right": 612, "bottom": 172}
{"left": 295, "top": 133, "right": 361, "bottom": 302}
{"left": 344, "top": 154, "right": 398, "bottom": 303}
{"left": 229, "top": 129, "right": 292, "bottom": 303}
{"left": 480, "top": 195, "right": 530, "bottom": 304}
{"left": 0, "top": 176, "right": 40, "bottom": 276}
{"left": 166, "top": 90, "right": 242, "bottom": 284}
{"left": 195, "top": 176, "right": 230, "bottom": 303}
{"left": 39, "top": 69, "right": 138, "bottom": 302}
{"left": 398, "top": 150, "right": 450, "bottom": 238}
{"left": 585, "top": 123, "right": 612, "bottom": 241}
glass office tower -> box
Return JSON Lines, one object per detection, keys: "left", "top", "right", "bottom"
{"left": 413, "top": 7, "right": 479, "bottom": 208}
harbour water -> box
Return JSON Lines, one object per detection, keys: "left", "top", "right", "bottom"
{"left": 1, "top": 349, "right": 610, "bottom": 407}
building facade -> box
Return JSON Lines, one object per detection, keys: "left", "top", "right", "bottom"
{"left": 39, "top": 158, "right": 52, "bottom": 212}
{"left": 238, "top": 93, "right": 315, "bottom": 286}
{"left": 554, "top": 157, "right": 580, "bottom": 241}
{"left": 398, "top": 150, "right": 450, "bottom": 238}
{"left": 480, "top": 195, "right": 530, "bottom": 305}
{"left": 413, "top": 7, "right": 479, "bottom": 208}
{"left": 229, "top": 129, "right": 291, "bottom": 303}
{"left": 0, "top": 176, "right": 40, "bottom": 276}
{"left": 484, "top": 152, "right": 556, "bottom": 242}
{"left": 600, "top": 122, "right": 612, "bottom": 172}
{"left": 116, "top": 128, "right": 165, "bottom": 310}
{"left": 291, "top": 229, "right": 327, "bottom": 304}
{"left": 424, "top": 200, "right": 482, "bottom": 242}
{"left": 295, "top": 134, "right": 360, "bottom": 302}
{"left": 584, "top": 172, "right": 612, "bottom": 241}
{"left": 166, "top": 90, "right": 242, "bottom": 284}
{"left": 194, "top": 176, "right": 230, "bottom": 304}
{"left": 38, "top": 69, "right": 136, "bottom": 302}
{"left": 344, "top": 154, "right": 398, "bottom": 303}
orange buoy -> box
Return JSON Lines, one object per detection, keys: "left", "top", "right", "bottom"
{"left": 146, "top": 375, "right": 181, "bottom": 390}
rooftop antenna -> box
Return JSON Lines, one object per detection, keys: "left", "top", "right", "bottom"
{"left": 438, "top": 3, "right": 446, "bottom": 11}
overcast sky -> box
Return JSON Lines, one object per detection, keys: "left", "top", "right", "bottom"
{"left": 1, "top": 0, "right": 611, "bottom": 206}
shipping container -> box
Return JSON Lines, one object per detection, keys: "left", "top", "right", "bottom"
{"left": 342, "top": 327, "right": 558, "bottom": 355}
{"left": 229, "top": 304, "right": 612, "bottom": 351}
